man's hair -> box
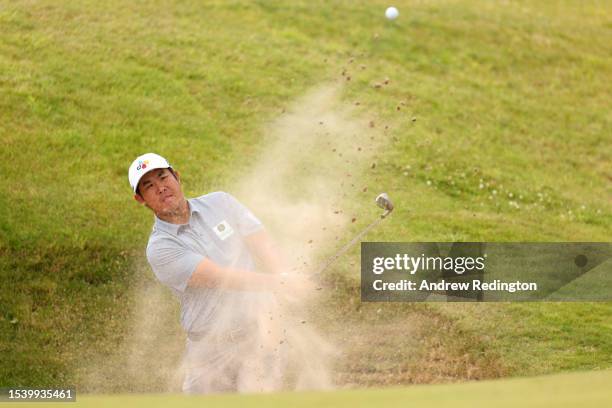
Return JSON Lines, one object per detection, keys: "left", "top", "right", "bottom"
{"left": 135, "top": 167, "right": 178, "bottom": 196}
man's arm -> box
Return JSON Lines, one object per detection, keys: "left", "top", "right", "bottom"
{"left": 187, "top": 257, "right": 281, "bottom": 291}
{"left": 244, "top": 229, "right": 286, "bottom": 275}
{"left": 220, "top": 192, "right": 286, "bottom": 274}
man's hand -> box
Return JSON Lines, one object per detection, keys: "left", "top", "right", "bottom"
{"left": 273, "top": 272, "right": 316, "bottom": 304}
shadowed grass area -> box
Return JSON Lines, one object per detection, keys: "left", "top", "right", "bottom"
{"left": 1, "top": 0, "right": 610, "bottom": 390}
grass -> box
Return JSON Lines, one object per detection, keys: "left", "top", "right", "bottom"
{"left": 0, "top": 0, "right": 611, "bottom": 392}
{"left": 14, "top": 369, "right": 612, "bottom": 408}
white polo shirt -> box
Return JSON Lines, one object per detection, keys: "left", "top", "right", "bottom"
{"left": 146, "top": 191, "right": 264, "bottom": 335}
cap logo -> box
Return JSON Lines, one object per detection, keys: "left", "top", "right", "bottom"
{"left": 136, "top": 160, "right": 150, "bottom": 171}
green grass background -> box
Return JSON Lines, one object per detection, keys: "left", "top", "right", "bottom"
{"left": 0, "top": 0, "right": 610, "bottom": 390}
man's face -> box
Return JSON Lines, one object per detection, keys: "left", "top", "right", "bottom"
{"left": 134, "top": 168, "right": 185, "bottom": 216}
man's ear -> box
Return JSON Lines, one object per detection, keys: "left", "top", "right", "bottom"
{"left": 174, "top": 169, "right": 181, "bottom": 183}
{"left": 134, "top": 194, "right": 146, "bottom": 205}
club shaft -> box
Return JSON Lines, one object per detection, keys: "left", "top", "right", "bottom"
{"left": 316, "top": 216, "right": 386, "bottom": 275}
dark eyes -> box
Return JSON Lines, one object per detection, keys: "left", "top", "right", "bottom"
{"left": 143, "top": 174, "right": 168, "bottom": 190}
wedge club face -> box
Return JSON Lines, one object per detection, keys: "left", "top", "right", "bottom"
{"left": 375, "top": 193, "right": 394, "bottom": 217}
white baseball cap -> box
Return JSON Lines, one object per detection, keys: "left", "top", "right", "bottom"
{"left": 128, "top": 153, "right": 172, "bottom": 193}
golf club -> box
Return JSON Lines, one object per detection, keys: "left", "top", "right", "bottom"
{"left": 315, "top": 193, "right": 394, "bottom": 276}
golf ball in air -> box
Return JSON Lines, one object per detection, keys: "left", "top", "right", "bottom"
{"left": 385, "top": 6, "right": 399, "bottom": 20}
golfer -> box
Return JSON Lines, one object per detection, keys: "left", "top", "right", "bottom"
{"left": 128, "top": 152, "right": 288, "bottom": 394}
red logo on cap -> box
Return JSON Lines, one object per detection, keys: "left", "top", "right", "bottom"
{"left": 136, "top": 160, "right": 149, "bottom": 171}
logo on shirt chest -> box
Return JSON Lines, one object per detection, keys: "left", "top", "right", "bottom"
{"left": 213, "top": 220, "right": 234, "bottom": 240}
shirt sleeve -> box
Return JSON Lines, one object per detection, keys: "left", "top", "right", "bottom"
{"left": 146, "top": 238, "right": 204, "bottom": 293}
{"left": 222, "top": 192, "right": 264, "bottom": 237}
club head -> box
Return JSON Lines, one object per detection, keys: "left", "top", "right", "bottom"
{"left": 375, "top": 193, "right": 394, "bottom": 217}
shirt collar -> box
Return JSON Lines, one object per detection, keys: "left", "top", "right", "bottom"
{"left": 153, "top": 199, "right": 200, "bottom": 236}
